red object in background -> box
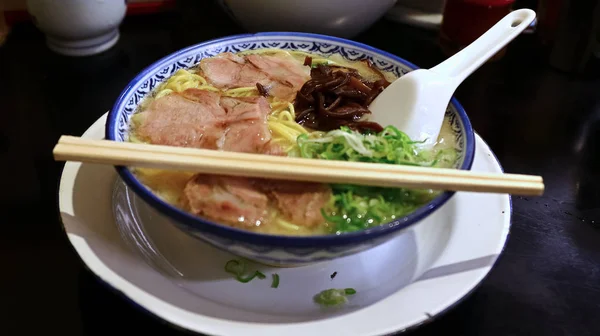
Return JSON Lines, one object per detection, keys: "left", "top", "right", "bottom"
{"left": 439, "top": 0, "right": 516, "bottom": 58}
{"left": 536, "top": 0, "right": 564, "bottom": 45}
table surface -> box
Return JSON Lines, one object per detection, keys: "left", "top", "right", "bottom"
{"left": 2, "top": 1, "right": 599, "bottom": 335}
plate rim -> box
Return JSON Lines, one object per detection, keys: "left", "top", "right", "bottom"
{"left": 59, "top": 113, "right": 511, "bottom": 336}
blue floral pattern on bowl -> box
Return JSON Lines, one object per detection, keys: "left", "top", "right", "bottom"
{"left": 106, "top": 32, "right": 475, "bottom": 266}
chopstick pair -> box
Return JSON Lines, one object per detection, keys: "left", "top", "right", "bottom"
{"left": 53, "top": 135, "right": 544, "bottom": 196}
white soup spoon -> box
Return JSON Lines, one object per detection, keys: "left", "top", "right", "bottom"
{"left": 368, "top": 9, "right": 537, "bottom": 146}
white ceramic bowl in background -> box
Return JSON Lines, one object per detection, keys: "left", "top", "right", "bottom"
{"left": 26, "top": 0, "right": 126, "bottom": 56}
{"left": 216, "top": 0, "right": 398, "bottom": 38}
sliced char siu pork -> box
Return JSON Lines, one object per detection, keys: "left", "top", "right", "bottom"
{"left": 199, "top": 52, "right": 311, "bottom": 101}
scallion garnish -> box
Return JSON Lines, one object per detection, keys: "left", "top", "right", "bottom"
{"left": 224, "top": 259, "right": 267, "bottom": 283}
{"left": 297, "top": 126, "right": 458, "bottom": 233}
{"left": 271, "top": 274, "right": 280, "bottom": 288}
{"left": 313, "top": 288, "right": 357, "bottom": 307}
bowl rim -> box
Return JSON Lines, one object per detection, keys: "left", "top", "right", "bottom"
{"left": 106, "top": 31, "right": 476, "bottom": 248}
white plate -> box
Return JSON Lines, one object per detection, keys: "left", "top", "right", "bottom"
{"left": 59, "top": 113, "right": 511, "bottom": 336}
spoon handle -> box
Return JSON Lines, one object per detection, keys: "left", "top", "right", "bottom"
{"left": 431, "top": 9, "right": 536, "bottom": 82}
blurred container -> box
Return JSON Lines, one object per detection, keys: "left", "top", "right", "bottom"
{"left": 535, "top": 0, "right": 563, "bottom": 46}
{"left": 439, "top": 0, "right": 516, "bottom": 60}
{"left": 215, "top": 0, "right": 397, "bottom": 38}
{"left": 0, "top": 12, "right": 7, "bottom": 46}
{"left": 26, "top": 0, "right": 126, "bottom": 57}
{"left": 544, "top": 0, "right": 600, "bottom": 76}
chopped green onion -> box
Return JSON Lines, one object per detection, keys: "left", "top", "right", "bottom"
{"left": 271, "top": 274, "right": 280, "bottom": 288}
{"left": 297, "top": 126, "right": 458, "bottom": 233}
{"left": 313, "top": 288, "right": 357, "bottom": 307}
{"left": 298, "top": 125, "right": 454, "bottom": 166}
{"left": 237, "top": 273, "right": 261, "bottom": 283}
{"left": 224, "top": 259, "right": 267, "bottom": 283}
{"left": 225, "top": 260, "right": 245, "bottom": 275}
{"left": 344, "top": 288, "right": 356, "bottom": 295}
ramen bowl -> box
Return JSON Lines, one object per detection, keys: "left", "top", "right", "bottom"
{"left": 106, "top": 32, "right": 475, "bottom": 267}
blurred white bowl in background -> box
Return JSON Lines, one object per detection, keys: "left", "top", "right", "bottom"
{"left": 26, "top": 0, "right": 126, "bottom": 56}
{"left": 216, "top": 0, "right": 398, "bottom": 38}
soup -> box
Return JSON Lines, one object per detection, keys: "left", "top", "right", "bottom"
{"left": 127, "top": 49, "right": 460, "bottom": 236}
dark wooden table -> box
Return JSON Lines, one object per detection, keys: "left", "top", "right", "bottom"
{"left": 2, "top": 1, "right": 599, "bottom": 335}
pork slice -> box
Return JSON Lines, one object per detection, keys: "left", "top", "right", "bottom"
{"left": 246, "top": 53, "right": 310, "bottom": 91}
{"left": 178, "top": 89, "right": 224, "bottom": 111}
{"left": 141, "top": 122, "right": 224, "bottom": 149}
{"left": 137, "top": 88, "right": 274, "bottom": 151}
{"left": 211, "top": 96, "right": 272, "bottom": 152}
{"left": 258, "top": 180, "right": 332, "bottom": 227}
{"left": 218, "top": 121, "right": 271, "bottom": 153}
{"left": 262, "top": 141, "right": 287, "bottom": 156}
{"left": 218, "top": 52, "right": 246, "bottom": 64}
{"left": 136, "top": 89, "right": 226, "bottom": 148}
{"left": 220, "top": 96, "right": 271, "bottom": 122}
{"left": 182, "top": 174, "right": 270, "bottom": 228}
{"left": 200, "top": 52, "right": 310, "bottom": 101}
{"left": 199, "top": 52, "right": 268, "bottom": 89}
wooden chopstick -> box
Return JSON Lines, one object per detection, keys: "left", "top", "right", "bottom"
{"left": 53, "top": 136, "right": 544, "bottom": 196}
{"left": 57, "top": 136, "right": 542, "bottom": 183}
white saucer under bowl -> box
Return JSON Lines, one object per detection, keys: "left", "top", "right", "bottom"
{"left": 59, "top": 113, "right": 511, "bottom": 336}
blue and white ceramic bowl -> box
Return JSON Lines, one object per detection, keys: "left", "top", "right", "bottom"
{"left": 106, "top": 32, "right": 475, "bottom": 266}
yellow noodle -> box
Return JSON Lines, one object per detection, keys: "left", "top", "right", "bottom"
{"left": 276, "top": 219, "right": 301, "bottom": 231}
{"left": 266, "top": 97, "right": 309, "bottom": 152}
{"left": 154, "top": 69, "right": 211, "bottom": 99}
{"left": 128, "top": 133, "right": 147, "bottom": 144}
{"left": 223, "top": 86, "right": 259, "bottom": 97}
{"left": 130, "top": 112, "right": 146, "bottom": 129}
